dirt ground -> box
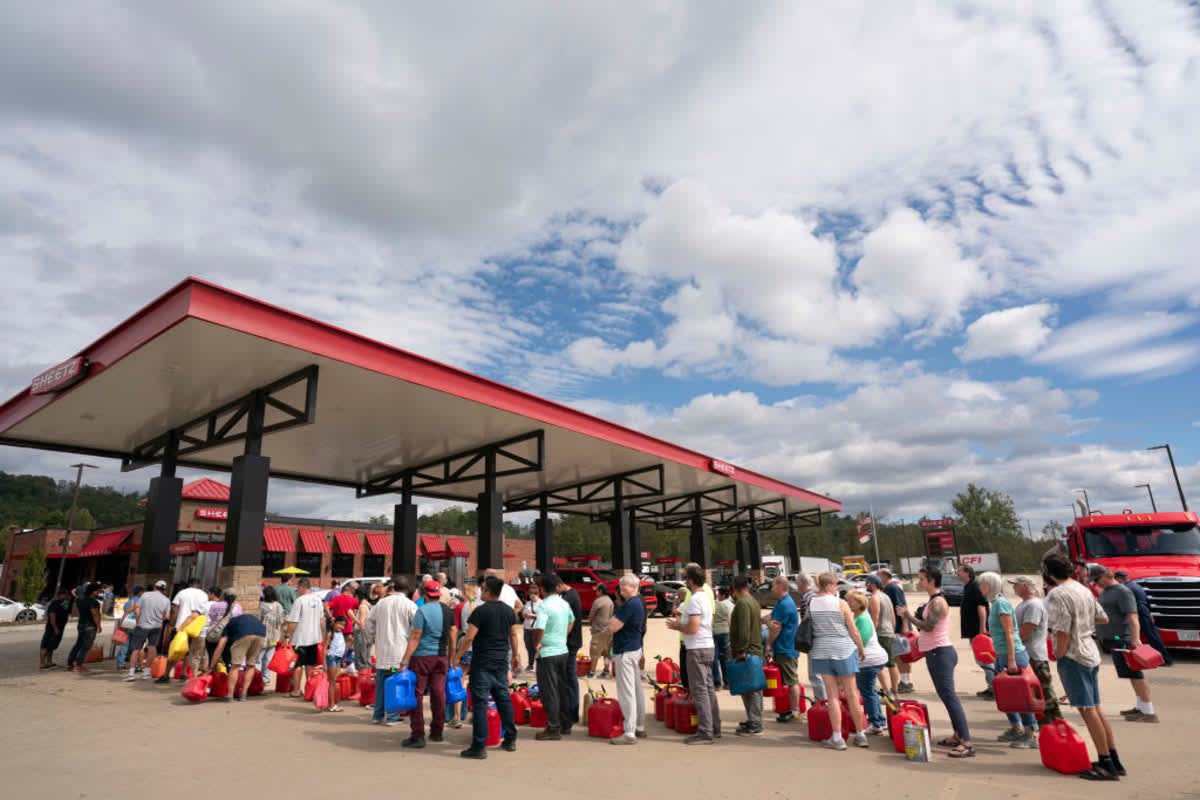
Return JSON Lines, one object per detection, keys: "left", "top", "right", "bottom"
{"left": 2, "top": 596, "right": 1199, "bottom": 800}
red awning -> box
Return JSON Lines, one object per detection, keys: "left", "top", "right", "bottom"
{"left": 299, "top": 528, "right": 330, "bottom": 553}
{"left": 334, "top": 530, "right": 363, "bottom": 554}
{"left": 79, "top": 529, "right": 132, "bottom": 557}
{"left": 445, "top": 536, "right": 469, "bottom": 557}
{"left": 263, "top": 526, "right": 295, "bottom": 552}
{"left": 365, "top": 533, "right": 392, "bottom": 555}
{"left": 419, "top": 534, "right": 445, "bottom": 556}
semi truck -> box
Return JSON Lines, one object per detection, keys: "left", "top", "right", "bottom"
{"left": 1067, "top": 510, "right": 1200, "bottom": 649}
{"left": 760, "top": 555, "right": 838, "bottom": 579}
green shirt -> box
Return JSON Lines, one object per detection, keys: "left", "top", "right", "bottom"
{"left": 534, "top": 594, "right": 574, "bottom": 658}
{"left": 854, "top": 612, "right": 875, "bottom": 645}
{"left": 275, "top": 584, "right": 297, "bottom": 615}
{"left": 730, "top": 595, "right": 763, "bottom": 658}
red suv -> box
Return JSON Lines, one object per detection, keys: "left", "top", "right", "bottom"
{"left": 556, "top": 567, "right": 658, "bottom": 614}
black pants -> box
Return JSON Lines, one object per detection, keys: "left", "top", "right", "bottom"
{"left": 537, "top": 653, "right": 573, "bottom": 731}
{"left": 566, "top": 647, "right": 581, "bottom": 724}
{"left": 679, "top": 642, "right": 690, "bottom": 690}
{"left": 67, "top": 627, "right": 97, "bottom": 667}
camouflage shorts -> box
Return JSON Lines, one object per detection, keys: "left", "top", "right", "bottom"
{"left": 1030, "top": 658, "right": 1062, "bottom": 723}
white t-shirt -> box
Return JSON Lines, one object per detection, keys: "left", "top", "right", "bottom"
{"left": 286, "top": 592, "right": 326, "bottom": 647}
{"left": 499, "top": 583, "right": 520, "bottom": 610}
{"left": 172, "top": 587, "right": 210, "bottom": 628}
{"left": 682, "top": 588, "right": 715, "bottom": 651}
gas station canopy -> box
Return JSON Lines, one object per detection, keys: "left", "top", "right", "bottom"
{"left": 0, "top": 278, "right": 840, "bottom": 522}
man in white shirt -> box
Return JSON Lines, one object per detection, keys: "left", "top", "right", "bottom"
{"left": 667, "top": 564, "right": 720, "bottom": 744}
{"left": 158, "top": 578, "right": 210, "bottom": 682}
{"left": 365, "top": 576, "right": 418, "bottom": 724}
{"left": 283, "top": 578, "right": 326, "bottom": 697}
{"left": 128, "top": 580, "right": 170, "bottom": 681}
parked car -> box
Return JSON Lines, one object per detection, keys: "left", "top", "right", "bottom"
{"left": 556, "top": 567, "right": 658, "bottom": 614}
{"left": 337, "top": 577, "right": 390, "bottom": 594}
{"left": 653, "top": 580, "right": 685, "bottom": 616}
{"left": 0, "top": 596, "right": 45, "bottom": 624}
{"left": 939, "top": 574, "right": 964, "bottom": 606}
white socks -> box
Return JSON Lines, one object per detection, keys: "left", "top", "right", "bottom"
{"left": 1137, "top": 700, "right": 1154, "bottom": 714}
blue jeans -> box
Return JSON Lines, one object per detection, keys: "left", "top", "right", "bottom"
{"left": 996, "top": 648, "right": 1038, "bottom": 730}
{"left": 712, "top": 633, "right": 730, "bottom": 687}
{"left": 371, "top": 668, "right": 402, "bottom": 723}
{"left": 469, "top": 664, "right": 517, "bottom": 749}
{"left": 115, "top": 640, "right": 130, "bottom": 669}
{"left": 924, "top": 645, "right": 971, "bottom": 741}
{"left": 856, "top": 664, "right": 885, "bottom": 728}
{"left": 565, "top": 647, "right": 580, "bottom": 724}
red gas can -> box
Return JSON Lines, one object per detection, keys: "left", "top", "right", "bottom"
{"left": 210, "top": 669, "right": 229, "bottom": 698}
{"left": 655, "top": 657, "right": 681, "bottom": 685}
{"left": 971, "top": 634, "right": 997, "bottom": 665}
{"left": 994, "top": 668, "right": 1045, "bottom": 715}
{"left": 807, "top": 700, "right": 833, "bottom": 741}
{"left": 512, "top": 688, "right": 532, "bottom": 724}
{"left": 1125, "top": 644, "right": 1165, "bottom": 671}
{"left": 336, "top": 673, "right": 358, "bottom": 700}
{"left": 774, "top": 683, "right": 808, "bottom": 714}
{"left": 898, "top": 631, "right": 924, "bottom": 663}
{"left": 357, "top": 671, "right": 375, "bottom": 706}
{"left": 763, "top": 661, "right": 783, "bottom": 698}
{"left": 275, "top": 671, "right": 292, "bottom": 695}
{"left": 887, "top": 700, "right": 930, "bottom": 753}
{"left": 1047, "top": 635, "right": 1056, "bottom": 661}
{"left": 664, "top": 693, "right": 682, "bottom": 730}
{"left": 576, "top": 657, "right": 592, "bottom": 677}
{"left": 1039, "top": 719, "right": 1092, "bottom": 775}
{"left": 674, "top": 698, "right": 698, "bottom": 734}
{"left": 529, "top": 699, "right": 548, "bottom": 728}
{"left": 588, "top": 697, "right": 625, "bottom": 738}
{"left": 486, "top": 702, "right": 502, "bottom": 747}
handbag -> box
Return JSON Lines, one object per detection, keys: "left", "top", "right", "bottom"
{"left": 726, "top": 654, "right": 768, "bottom": 696}
{"left": 794, "top": 615, "right": 814, "bottom": 654}
{"left": 893, "top": 634, "right": 911, "bottom": 656}
{"left": 111, "top": 628, "right": 130, "bottom": 645}
{"left": 120, "top": 613, "right": 137, "bottom": 631}
{"left": 206, "top": 614, "right": 232, "bottom": 643}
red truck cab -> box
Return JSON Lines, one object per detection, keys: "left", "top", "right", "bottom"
{"left": 1068, "top": 510, "right": 1200, "bottom": 649}
{"left": 555, "top": 566, "right": 658, "bottom": 614}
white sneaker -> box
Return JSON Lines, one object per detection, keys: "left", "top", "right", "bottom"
{"left": 123, "top": 673, "right": 137, "bottom": 682}
{"left": 823, "top": 737, "right": 848, "bottom": 751}
{"left": 853, "top": 732, "right": 870, "bottom": 748}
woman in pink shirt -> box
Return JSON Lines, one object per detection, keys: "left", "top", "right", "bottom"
{"left": 904, "top": 565, "right": 974, "bottom": 758}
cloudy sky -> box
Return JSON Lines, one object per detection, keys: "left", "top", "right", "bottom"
{"left": 2, "top": 2, "right": 1199, "bottom": 530}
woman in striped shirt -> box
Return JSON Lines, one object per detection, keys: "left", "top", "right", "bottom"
{"left": 810, "top": 573, "right": 868, "bottom": 750}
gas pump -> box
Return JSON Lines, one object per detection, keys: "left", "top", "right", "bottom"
{"left": 715, "top": 559, "right": 738, "bottom": 590}
{"left": 566, "top": 554, "right": 603, "bottom": 569}
{"left": 655, "top": 557, "right": 682, "bottom": 581}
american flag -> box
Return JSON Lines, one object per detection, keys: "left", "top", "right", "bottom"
{"left": 857, "top": 514, "right": 874, "bottom": 544}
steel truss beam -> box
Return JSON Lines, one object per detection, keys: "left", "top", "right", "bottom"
{"left": 586, "top": 484, "right": 739, "bottom": 528}
{"left": 122, "top": 365, "right": 318, "bottom": 471}
{"left": 708, "top": 498, "right": 788, "bottom": 533}
{"left": 506, "top": 464, "right": 664, "bottom": 513}
{"left": 356, "top": 429, "right": 544, "bottom": 499}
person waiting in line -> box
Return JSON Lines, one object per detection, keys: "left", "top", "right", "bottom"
{"left": 159, "top": 578, "right": 210, "bottom": 682}
{"left": 607, "top": 574, "right": 647, "bottom": 745}
{"left": 40, "top": 588, "right": 73, "bottom": 670}
{"left": 1114, "top": 571, "right": 1172, "bottom": 667}
{"left": 533, "top": 574, "right": 577, "bottom": 740}
{"left": 397, "top": 580, "right": 456, "bottom": 748}
{"left": 282, "top": 578, "right": 326, "bottom": 698}
{"left": 864, "top": 575, "right": 896, "bottom": 705}
{"left": 365, "top": 577, "right": 416, "bottom": 726}
{"left": 845, "top": 591, "right": 889, "bottom": 734}
{"left": 810, "top": 573, "right": 869, "bottom": 750}
{"left": 674, "top": 562, "right": 716, "bottom": 693}
{"left": 352, "top": 585, "right": 373, "bottom": 674}
{"left": 666, "top": 564, "right": 721, "bottom": 745}
{"left": 319, "top": 615, "right": 348, "bottom": 712}
{"left": 126, "top": 580, "right": 170, "bottom": 682}
{"left": 256, "top": 585, "right": 285, "bottom": 687}
{"left": 66, "top": 583, "right": 103, "bottom": 673}
{"left": 904, "top": 566, "right": 974, "bottom": 758}
{"left": 712, "top": 585, "right": 733, "bottom": 690}
{"left": 795, "top": 573, "right": 828, "bottom": 704}
{"left": 1092, "top": 565, "right": 1158, "bottom": 723}
{"left": 978, "top": 572, "right": 1039, "bottom": 747}
{"left": 586, "top": 583, "right": 615, "bottom": 679}
{"left": 957, "top": 563, "right": 991, "bottom": 699}
{"left": 275, "top": 573, "right": 297, "bottom": 615}
{"left": 1044, "top": 552, "right": 1124, "bottom": 780}
{"left": 1010, "top": 576, "right": 1062, "bottom": 723}
{"left": 556, "top": 575, "right": 583, "bottom": 729}
{"left": 115, "top": 585, "right": 144, "bottom": 671}
{"left": 448, "top": 577, "right": 481, "bottom": 728}
{"left": 730, "top": 575, "right": 765, "bottom": 736}
{"left": 521, "top": 584, "right": 541, "bottom": 673}
{"left": 452, "top": 575, "right": 521, "bottom": 759}
{"left": 208, "top": 609, "right": 267, "bottom": 701}
{"left": 877, "top": 568, "right": 912, "bottom": 694}
{"left": 204, "top": 587, "right": 242, "bottom": 668}
{"left": 765, "top": 575, "right": 801, "bottom": 723}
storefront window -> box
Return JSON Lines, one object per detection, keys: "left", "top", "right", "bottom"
{"left": 331, "top": 553, "right": 354, "bottom": 577}
{"left": 261, "top": 551, "right": 284, "bottom": 576}
{"left": 295, "top": 552, "right": 322, "bottom": 576}
{"left": 362, "top": 555, "right": 385, "bottom": 576}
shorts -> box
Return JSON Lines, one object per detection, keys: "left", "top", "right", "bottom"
{"left": 1057, "top": 657, "right": 1101, "bottom": 709}
{"left": 129, "top": 626, "right": 157, "bottom": 651}
{"left": 294, "top": 644, "right": 320, "bottom": 668}
{"left": 1111, "top": 650, "right": 1145, "bottom": 681}
{"left": 40, "top": 629, "right": 63, "bottom": 651}
{"left": 775, "top": 655, "right": 799, "bottom": 686}
{"left": 230, "top": 635, "right": 265, "bottom": 669}
{"left": 325, "top": 654, "right": 345, "bottom": 670}
{"left": 877, "top": 635, "right": 895, "bottom": 667}
{"left": 812, "top": 651, "right": 859, "bottom": 677}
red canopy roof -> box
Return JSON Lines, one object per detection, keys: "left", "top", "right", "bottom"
{"left": 181, "top": 478, "right": 230, "bottom": 502}
{"left": 419, "top": 533, "right": 448, "bottom": 559}
{"left": 365, "top": 533, "right": 391, "bottom": 555}
{"left": 299, "top": 528, "right": 330, "bottom": 553}
{"left": 445, "top": 536, "right": 469, "bottom": 557}
{"left": 334, "top": 530, "right": 363, "bottom": 554}
{"left": 79, "top": 529, "right": 133, "bottom": 557}
{"left": 263, "top": 526, "right": 294, "bottom": 552}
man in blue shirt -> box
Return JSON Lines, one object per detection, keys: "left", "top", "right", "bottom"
{"left": 399, "top": 579, "right": 456, "bottom": 749}
{"left": 766, "top": 575, "right": 800, "bottom": 723}
{"left": 608, "top": 574, "right": 646, "bottom": 744}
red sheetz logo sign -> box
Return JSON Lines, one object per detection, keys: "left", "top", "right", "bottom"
{"left": 30, "top": 357, "right": 89, "bottom": 395}
{"left": 195, "top": 508, "right": 228, "bottom": 521}
{"left": 709, "top": 459, "right": 736, "bottom": 477}
{"left": 919, "top": 517, "right": 955, "bottom": 530}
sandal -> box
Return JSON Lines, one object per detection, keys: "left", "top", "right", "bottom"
{"left": 328, "top": 705, "right": 343, "bottom": 712}
{"left": 947, "top": 743, "right": 976, "bottom": 758}
{"left": 937, "top": 736, "right": 962, "bottom": 747}
{"left": 289, "top": 691, "right": 302, "bottom": 698}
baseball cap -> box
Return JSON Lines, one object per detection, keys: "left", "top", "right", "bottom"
{"left": 154, "top": 580, "right": 167, "bottom": 589}
{"left": 864, "top": 574, "right": 882, "bottom": 588}
{"left": 1008, "top": 576, "right": 1037, "bottom": 588}
{"left": 423, "top": 579, "right": 442, "bottom": 598}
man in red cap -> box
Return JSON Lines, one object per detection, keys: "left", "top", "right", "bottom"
{"left": 398, "top": 578, "right": 456, "bottom": 749}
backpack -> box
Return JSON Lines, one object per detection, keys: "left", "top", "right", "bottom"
{"left": 437, "top": 604, "right": 454, "bottom": 656}
{"left": 794, "top": 615, "right": 815, "bottom": 653}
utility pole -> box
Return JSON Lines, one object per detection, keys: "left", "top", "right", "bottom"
{"left": 52, "top": 463, "right": 97, "bottom": 596}
{"left": 1148, "top": 445, "right": 1188, "bottom": 512}
{"left": 1134, "top": 483, "right": 1157, "bottom": 513}
{"left": 869, "top": 505, "right": 881, "bottom": 568}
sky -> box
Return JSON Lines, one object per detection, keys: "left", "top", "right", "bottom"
{"left": 2, "top": 2, "right": 1199, "bottom": 532}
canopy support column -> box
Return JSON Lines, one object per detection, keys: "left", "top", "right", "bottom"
{"left": 477, "top": 450, "right": 503, "bottom": 573}
{"left": 610, "top": 481, "right": 629, "bottom": 573}
{"left": 134, "top": 433, "right": 181, "bottom": 588}
{"left": 534, "top": 494, "right": 554, "bottom": 576}
{"left": 393, "top": 475, "right": 418, "bottom": 577}
{"left": 786, "top": 514, "right": 801, "bottom": 575}
{"left": 734, "top": 525, "right": 746, "bottom": 573}
{"left": 747, "top": 507, "right": 763, "bottom": 580}
{"left": 221, "top": 391, "right": 269, "bottom": 612}
{"left": 626, "top": 507, "right": 641, "bottom": 573}
{"left": 689, "top": 496, "right": 709, "bottom": 568}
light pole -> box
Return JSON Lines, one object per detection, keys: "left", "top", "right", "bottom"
{"left": 1074, "top": 488, "right": 1090, "bottom": 514}
{"left": 52, "top": 463, "right": 97, "bottom": 595}
{"left": 1134, "top": 483, "right": 1157, "bottom": 513}
{"left": 1148, "top": 444, "right": 1188, "bottom": 512}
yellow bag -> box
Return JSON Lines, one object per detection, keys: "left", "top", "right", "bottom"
{"left": 168, "top": 629, "right": 190, "bottom": 662}
{"left": 183, "top": 614, "right": 205, "bottom": 638}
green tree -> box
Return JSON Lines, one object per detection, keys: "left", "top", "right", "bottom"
{"left": 16, "top": 544, "right": 47, "bottom": 605}
{"left": 1042, "top": 520, "right": 1066, "bottom": 540}
{"left": 73, "top": 508, "right": 97, "bottom": 529}
{"left": 367, "top": 513, "right": 391, "bottom": 525}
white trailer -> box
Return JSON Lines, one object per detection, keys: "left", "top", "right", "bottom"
{"left": 956, "top": 552, "right": 1001, "bottom": 573}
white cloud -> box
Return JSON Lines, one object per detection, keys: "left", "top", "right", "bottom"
{"left": 958, "top": 303, "right": 1057, "bottom": 362}
{"left": 1032, "top": 312, "right": 1199, "bottom": 378}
